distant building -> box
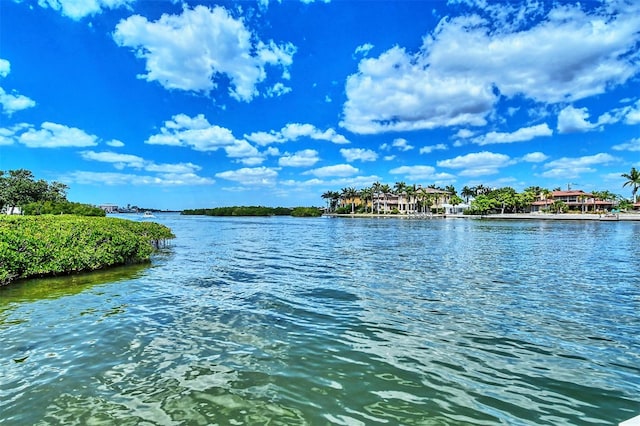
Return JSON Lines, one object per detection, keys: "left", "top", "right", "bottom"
{"left": 530, "top": 190, "right": 615, "bottom": 212}
{"left": 99, "top": 204, "right": 119, "bottom": 213}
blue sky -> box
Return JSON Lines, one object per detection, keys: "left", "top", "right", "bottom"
{"left": 1, "top": 0, "right": 639, "bottom": 209}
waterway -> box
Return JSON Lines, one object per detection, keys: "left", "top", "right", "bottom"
{"left": 1, "top": 214, "right": 639, "bottom": 425}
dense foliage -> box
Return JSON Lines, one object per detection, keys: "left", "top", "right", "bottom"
{"left": 0, "top": 215, "right": 175, "bottom": 286}
{"left": 0, "top": 169, "right": 68, "bottom": 213}
{"left": 22, "top": 201, "right": 106, "bottom": 216}
{"left": 182, "top": 206, "right": 294, "bottom": 216}
{"left": 290, "top": 207, "right": 323, "bottom": 217}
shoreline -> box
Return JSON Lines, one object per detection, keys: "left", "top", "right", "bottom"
{"left": 324, "top": 212, "right": 640, "bottom": 221}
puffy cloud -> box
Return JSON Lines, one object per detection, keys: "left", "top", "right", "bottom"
{"left": 245, "top": 123, "right": 349, "bottom": 146}
{"left": 541, "top": 153, "right": 619, "bottom": 178}
{"left": 0, "top": 59, "right": 36, "bottom": 115}
{"left": 342, "top": 2, "right": 640, "bottom": 134}
{"left": 437, "top": 151, "right": 513, "bottom": 176}
{"left": 0, "top": 59, "right": 9, "bottom": 77}
{"left": 106, "top": 139, "right": 125, "bottom": 147}
{"left": 113, "top": 5, "right": 296, "bottom": 101}
{"left": 305, "top": 164, "right": 359, "bottom": 178}
{"left": 215, "top": 167, "right": 278, "bottom": 186}
{"left": 35, "top": 0, "right": 135, "bottom": 20}
{"left": 279, "top": 149, "right": 320, "bottom": 167}
{"left": 66, "top": 171, "right": 214, "bottom": 186}
{"left": 340, "top": 148, "right": 378, "bottom": 162}
{"left": 556, "top": 105, "right": 618, "bottom": 133}
{"left": 473, "top": 123, "right": 552, "bottom": 145}
{"left": 146, "top": 114, "right": 263, "bottom": 165}
{"left": 80, "top": 150, "right": 202, "bottom": 174}
{"left": 0, "top": 88, "right": 36, "bottom": 115}
{"left": 521, "top": 152, "right": 549, "bottom": 163}
{"left": 622, "top": 100, "right": 640, "bottom": 125}
{"left": 389, "top": 165, "right": 456, "bottom": 182}
{"left": 419, "top": 143, "right": 447, "bottom": 154}
{"left": 612, "top": 137, "right": 640, "bottom": 152}
{"left": 342, "top": 46, "right": 495, "bottom": 134}
{"left": 18, "top": 122, "right": 98, "bottom": 148}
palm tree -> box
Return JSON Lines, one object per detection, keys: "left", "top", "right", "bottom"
{"left": 372, "top": 181, "right": 382, "bottom": 214}
{"left": 394, "top": 181, "right": 407, "bottom": 213}
{"left": 321, "top": 191, "right": 333, "bottom": 211}
{"left": 622, "top": 167, "right": 640, "bottom": 203}
{"left": 541, "top": 188, "right": 553, "bottom": 212}
{"left": 461, "top": 186, "right": 474, "bottom": 203}
{"left": 405, "top": 184, "right": 417, "bottom": 214}
{"left": 341, "top": 187, "right": 358, "bottom": 214}
{"left": 380, "top": 184, "right": 391, "bottom": 213}
{"left": 360, "top": 186, "right": 372, "bottom": 213}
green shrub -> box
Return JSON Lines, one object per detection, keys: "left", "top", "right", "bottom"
{"left": 0, "top": 216, "right": 174, "bottom": 286}
{"left": 291, "top": 207, "right": 322, "bottom": 217}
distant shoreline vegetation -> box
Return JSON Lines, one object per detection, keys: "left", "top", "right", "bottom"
{"left": 182, "top": 206, "right": 322, "bottom": 217}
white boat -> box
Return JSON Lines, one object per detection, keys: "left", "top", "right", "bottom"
{"left": 142, "top": 211, "right": 155, "bottom": 219}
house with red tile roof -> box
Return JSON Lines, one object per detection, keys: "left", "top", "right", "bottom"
{"left": 530, "top": 190, "right": 615, "bottom": 213}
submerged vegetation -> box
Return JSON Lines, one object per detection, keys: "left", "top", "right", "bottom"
{"left": 182, "top": 206, "right": 321, "bottom": 217}
{"left": 0, "top": 215, "right": 174, "bottom": 286}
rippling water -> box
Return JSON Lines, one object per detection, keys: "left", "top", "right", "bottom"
{"left": 1, "top": 214, "right": 639, "bottom": 425}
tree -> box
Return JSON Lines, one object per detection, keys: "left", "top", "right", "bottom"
{"left": 394, "top": 181, "right": 407, "bottom": 213}
{"left": 360, "top": 186, "right": 373, "bottom": 213}
{"left": 489, "top": 187, "right": 517, "bottom": 214}
{"left": 341, "top": 187, "right": 358, "bottom": 214}
{"left": 461, "top": 186, "right": 474, "bottom": 203}
{"left": 371, "top": 181, "right": 382, "bottom": 214}
{"left": 468, "top": 195, "right": 498, "bottom": 215}
{"left": 0, "top": 169, "right": 69, "bottom": 214}
{"left": 621, "top": 167, "right": 640, "bottom": 203}
{"left": 380, "top": 184, "right": 391, "bottom": 213}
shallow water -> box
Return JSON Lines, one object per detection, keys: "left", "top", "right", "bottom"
{"left": 1, "top": 214, "right": 639, "bottom": 425}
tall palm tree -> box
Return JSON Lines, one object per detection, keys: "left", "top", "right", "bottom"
{"left": 461, "top": 186, "right": 474, "bottom": 203}
{"left": 622, "top": 167, "right": 640, "bottom": 203}
{"left": 372, "top": 181, "right": 382, "bottom": 214}
{"left": 321, "top": 190, "right": 333, "bottom": 211}
{"left": 394, "top": 181, "right": 407, "bottom": 213}
{"left": 341, "top": 187, "right": 358, "bottom": 214}
{"left": 380, "top": 184, "right": 391, "bottom": 213}
{"left": 405, "top": 184, "right": 417, "bottom": 214}
{"left": 541, "top": 188, "right": 553, "bottom": 212}
{"left": 360, "top": 186, "right": 372, "bottom": 213}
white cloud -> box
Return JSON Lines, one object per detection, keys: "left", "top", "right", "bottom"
{"left": 521, "top": 152, "right": 549, "bottom": 163}
{"left": 341, "top": 2, "right": 640, "bottom": 134}
{"left": 106, "top": 139, "right": 125, "bottom": 147}
{"left": 278, "top": 149, "right": 320, "bottom": 167}
{"left": 341, "top": 46, "right": 495, "bottom": 134}
{"left": 392, "top": 138, "right": 414, "bottom": 151}
{"left": 80, "top": 150, "right": 202, "bottom": 174}
{"left": 419, "top": 143, "right": 447, "bottom": 154}
{"left": 389, "top": 165, "right": 456, "bottom": 182}
{"left": 66, "top": 171, "right": 214, "bottom": 186}
{"left": 18, "top": 122, "right": 98, "bottom": 148}
{"left": 215, "top": 167, "right": 278, "bottom": 186}
{"left": 0, "top": 59, "right": 9, "bottom": 77}
{"left": 113, "top": 5, "right": 296, "bottom": 101}
{"left": 0, "top": 59, "right": 36, "bottom": 115}
{"left": 36, "top": 0, "right": 135, "bottom": 20}
{"left": 557, "top": 106, "right": 598, "bottom": 133}
{"left": 340, "top": 148, "right": 378, "bottom": 162}
{"left": 305, "top": 164, "right": 359, "bottom": 178}
{"left": 474, "top": 123, "right": 552, "bottom": 145}
{"left": 541, "top": 153, "right": 619, "bottom": 178}
{"left": 245, "top": 123, "right": 349, "bottom": 146}
{"left": 146, "top": 114, "right": 263, "bottom": 165}
{"left": 612, "top": 137, "right": 640, "bottom": 152}
{"left": 354, "top": 43, "right": 374, "bottom": 56}
{"left": 454, "top": 129, "right": 475, "bottom": 139}
{"left": 622, "top": 100, "right": 640, "bottom": 125}
{"left": 0, "top": 88, "right": 36, "bottom": 115}
{"left": 437, "top": 151, "right": 513, "bottom": 176}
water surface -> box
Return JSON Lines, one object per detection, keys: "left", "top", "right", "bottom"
{"left": 1, "top": 215, "right": 639, "bottom": 425}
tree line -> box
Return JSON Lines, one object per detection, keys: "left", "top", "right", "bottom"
{"left": 322, "top": 169, "right": 640, "bottom": 215}
{"left": 0, "top": 169, "right": 105, "bottom": 216}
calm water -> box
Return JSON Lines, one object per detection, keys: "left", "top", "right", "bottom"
{"left": 1, "top": 214, "right": 639, "bottom": 425}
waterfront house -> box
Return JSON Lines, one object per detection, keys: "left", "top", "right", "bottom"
{"left": 99, "top": 204, "right": 119, "bottom": 213}
{"left": 530, "top": 190, "right": 614, "bottom": 213}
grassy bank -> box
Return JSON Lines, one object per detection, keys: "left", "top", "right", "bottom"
{"left": 0, "top": 215, "right": 174, "bottom": 286}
